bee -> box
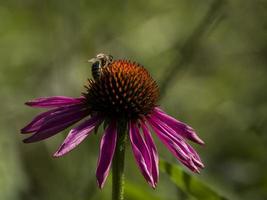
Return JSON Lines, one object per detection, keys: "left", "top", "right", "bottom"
{"left": 88, "top": 53, "right": 113, "bottom": 80}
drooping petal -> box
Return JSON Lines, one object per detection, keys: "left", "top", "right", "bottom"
{"left": 141, "top": 121, "right": 159, "bottom": 186}
{"left": 96, "top": 121, "right": 117, "bottom": 189}
{"left": 154, "top": 118, "right": 203, "bottom": 169}
{"left": 147, "top": 116, "right": 202, "bottom": 172}
{"left": 151, "top": 115, "right": 203, "bottom": 170}
{"left": 25, "top": 96, "right": 86, "bottom": 108}
{"left": 153, "top": 107, "right": 204, "bottom": 145}
{"left": 129, "top": 121, "right": 155, "bottom": 188}
{"left": 53, "top": 115, "right": 103, "bottom": 157}
{"left": 23, "top": 105, "right": 90, "bottom": 143}
{"left": 21, "top": 108, "right": 61, "bottom": 133}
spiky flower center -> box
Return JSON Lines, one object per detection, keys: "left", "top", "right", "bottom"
{"left": 83, "top": 60, "right": 159, "bottom": 119}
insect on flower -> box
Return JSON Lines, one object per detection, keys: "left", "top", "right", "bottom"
{"left": 88, "top": 53, "right": 113, "bottom": 80}
{"left": 21, "top": 53, "right": 204, "bottom": 189}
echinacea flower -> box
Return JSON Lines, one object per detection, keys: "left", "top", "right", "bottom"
{"left": 21, "top": 56, "right": 204, "bottom": 189}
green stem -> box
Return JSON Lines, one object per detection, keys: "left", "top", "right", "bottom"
{"left": 112, "top": 120, "right": 127, "bottom": 200}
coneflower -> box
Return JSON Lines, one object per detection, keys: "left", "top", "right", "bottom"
{"left": 21, "top": 54, "right": 204, "bottom": 199}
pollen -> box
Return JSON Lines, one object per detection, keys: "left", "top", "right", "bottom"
{"left": 84, "top": 60, "right": 160, "bottom": 119}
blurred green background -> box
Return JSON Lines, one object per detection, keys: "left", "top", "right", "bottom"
{"left": 1, "top": 0, "right": 267, "bottom": 199}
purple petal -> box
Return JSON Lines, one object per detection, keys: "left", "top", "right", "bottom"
{"left": 96, "top": 121, "right": 117, "bottom": 189}
{"left": 147, "top": 116, "right": 202, "bottom": 173}
{"left": 129, "top": 121, "right": 155, "bottom": 188}
{"left": 153, "top": 118, "right": 204, "bottom": 169}
{"left": 21, "top": 108, "right": 61, "bottom": 133}
{"left": 150, "top": 115, "right": 203, "bottom": 170}
{"left": 141, "top": 121, "right": 159, "bottom": 186}
{"left": 23, "top": 105, "right": 90, "bottom": 143}
{"left": 53, "top": 115, "right": 103, "bottom": 157}
{"left": 152, "top": 107, "right": 204, "bottom": 145}
{"left": 25, "top": 96, "right": 86, "bottom": 108}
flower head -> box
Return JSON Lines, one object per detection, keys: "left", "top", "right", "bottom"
{"left": 21, "top": 54, "right": 204, "bottom": 189}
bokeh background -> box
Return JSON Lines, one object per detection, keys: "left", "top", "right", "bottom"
{"left": 1, "top": 0, "right": 267, "bottom": 199}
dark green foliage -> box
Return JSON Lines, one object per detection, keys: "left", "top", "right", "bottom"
{"left": 160, "top": 160, "right": 231, "bottom": 200}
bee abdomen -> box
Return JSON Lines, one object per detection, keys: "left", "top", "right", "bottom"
{"left": 91, "top": 61, "right": 102, "bottom": 80}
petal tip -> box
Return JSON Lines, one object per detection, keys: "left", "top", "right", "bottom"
{"left": 97, "top": 179, "right": 105, "bottom": 189}
{"left": 23, "top": 137, "right": 32, "bottom": 143}
{"left": 193, "top": 135, "right": 205, "bottom": 145}
{"left": 53, "top": 151, "right": 62, "bottom": 158}
{"left": 53, "top": 143, "right": 74, "bottom": 158}
{"left": 21, "top": 126, "right": 34, "bottom": 134}
{"left": 20, "top": 128, "right": 28, "bottom": 134}
{"left": 186, "top": 130, "right": 205, "bottom": 145}
{"left": 23, "top": 135, "right": 41, "bottom": 143}
{"left": 25, "top": 101, "right": 33, "bottom": 106}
